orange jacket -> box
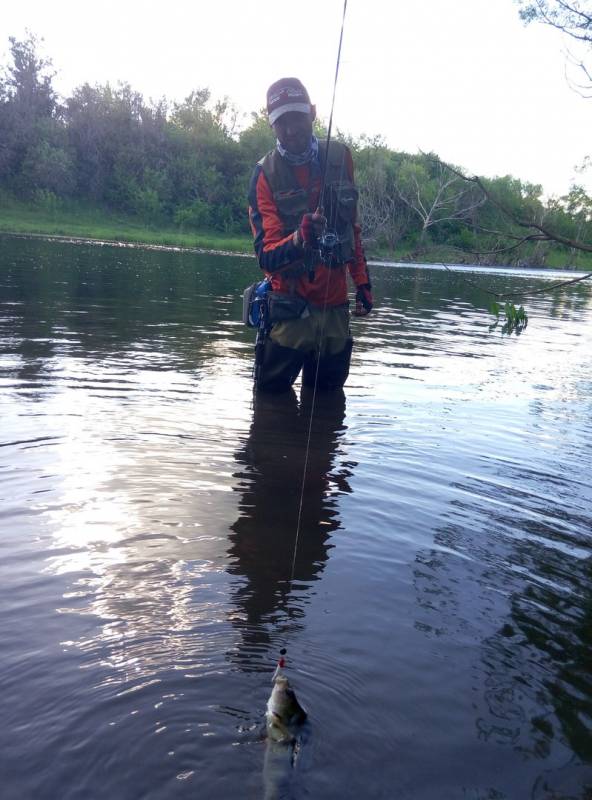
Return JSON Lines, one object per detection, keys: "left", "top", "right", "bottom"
{"left": 248, "top": 147, "right": 370, "bottom": 307}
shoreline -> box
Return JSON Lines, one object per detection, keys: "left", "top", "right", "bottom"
{"left": 0, "top": 198, "right": 253, "bottom": 257}
{"left": 0, "top": 230, "right": 255, "bottom": 259}
{"left": 0, "top": 222, "right": 592, "bottom": 274}
{"left": 3, "top": 229, "right": 587, "bottom": 277}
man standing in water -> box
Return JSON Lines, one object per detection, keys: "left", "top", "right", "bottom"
{"left": 248, "top": 77, "right": 372, "bottom": 393}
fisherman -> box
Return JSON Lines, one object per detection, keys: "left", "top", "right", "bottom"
{"left": 248, "top": 77, "right": 373, "bottom": 393}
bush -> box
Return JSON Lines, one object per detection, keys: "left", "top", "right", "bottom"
{"left": 20, "top": 141, "right": 75, "bottom": 197}
{"left": 450, "top": 227, "right": 476, "bottom": 250}
{"left": 132, "top": 187, "right": 164, "bottom": 225}
{"left": 174, "top": 199, "right": 211, "bottom": 230}
{"left": 32, "top": 188, "right": 62, "bottom": 214}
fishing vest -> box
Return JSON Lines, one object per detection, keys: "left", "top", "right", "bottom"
{"left": 258, "top": 141, "right": 358, "bottom": 265}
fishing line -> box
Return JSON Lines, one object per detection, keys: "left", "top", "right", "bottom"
{"left": 290, "top": 0, "right": 349, "bottom": 583}
{"left": 290, "top": 155, "right": 348, "bottom": 583}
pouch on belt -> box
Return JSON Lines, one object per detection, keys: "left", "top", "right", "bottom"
{"left": 267, "top": 292, "right": 310, "bottom": 324}
{"left": 242, "top": 279, "right": 271, "bottom": 327}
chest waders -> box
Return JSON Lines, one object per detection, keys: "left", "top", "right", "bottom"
{"left": 243, "top": 279, "right": 317, "bottom": 392}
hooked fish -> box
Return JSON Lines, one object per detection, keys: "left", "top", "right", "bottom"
{"left": 266, "top": 651, "right": 307, "bottom": 744}
{"left": 263, "top": 650, "right": 308, "bottom": 800}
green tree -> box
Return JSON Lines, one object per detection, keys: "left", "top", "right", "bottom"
{"left": 238, "top": 111, "right": 275, "bottom": 166}
{"left": 2, "top": 32, "right": 56, "bottom": 119}
{"left": 20, "top": 139, "right": 75, "bottom": 196}
{"left": 395, "top": 155, "right": 484, "bottom": 246}
{"left": 0, "top": 32, "right": 60, "bottom": 190}
{"left": 352, "top": 138, "right": 415, "bottom": 249}
{"left": 65, "top": 82, "right": 169, "bottom": 208}
{"left": 445, "top": 163, "right": 592, "bottom": 258}
{"left": 168, "top": 90, "right": 245, "bottom": 231}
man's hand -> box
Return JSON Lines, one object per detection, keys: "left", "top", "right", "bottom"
{"left": 293, "top": 212, "right": 326, "bottom": 249}
{"left": 354, "top": 283, "right": 373, "bottom": 316}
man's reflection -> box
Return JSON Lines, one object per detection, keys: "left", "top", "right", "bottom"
{"left": 228, "top": 388, "right": 353, "bottom": 666}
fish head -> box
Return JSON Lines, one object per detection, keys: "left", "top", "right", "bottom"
{"left": 267, "top": 675, "right": 307, "bottom": 727}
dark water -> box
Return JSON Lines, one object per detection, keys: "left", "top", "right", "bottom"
{"left": 1, "top": 235, "right": 591, "bottom": 800}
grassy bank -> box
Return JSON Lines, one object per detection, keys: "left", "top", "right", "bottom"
{"left": 2, "top": 196, "right": 591, "bottom": 270}
{"left": 0, "top": 197, "right": 253, "bottom": 254}
{"left": 369, "top": 243, "right": 592, "bottom": 271}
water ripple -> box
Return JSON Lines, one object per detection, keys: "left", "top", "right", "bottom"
{"left": 1, "top": 243, "right": 591, "bottom": 799}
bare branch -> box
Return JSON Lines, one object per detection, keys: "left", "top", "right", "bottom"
{"left": 565, "top": 48, "right": 592, "bottom": 96}
{"left": 520, "top": 0, "right": 592, "bottom": 43}
{"left": 438, "top": 159, "right": 592, "bottom": 253}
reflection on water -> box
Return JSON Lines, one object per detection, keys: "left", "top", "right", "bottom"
{"left": 1, "top": 235, "right": 592, "bottom": 799}
{"left": 228, "top": 388, "right": 352, "bottom": 669}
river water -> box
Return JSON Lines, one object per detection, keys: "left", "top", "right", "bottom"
{"left": 1, "top": 235, "right": 591, "bottom": 800}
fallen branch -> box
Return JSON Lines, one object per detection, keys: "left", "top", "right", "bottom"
{"left": 435, "top": 158, "right": 592, "bottom": 253}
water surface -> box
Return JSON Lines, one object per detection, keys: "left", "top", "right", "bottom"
{"left": 1, "top": 236, "right": 591, "bottom": 799}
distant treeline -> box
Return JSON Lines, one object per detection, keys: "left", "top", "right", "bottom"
{"left": 1, "top": 34, "right": 590, "bottom": 265}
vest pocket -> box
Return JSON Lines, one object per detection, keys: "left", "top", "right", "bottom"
{"left": 274, "top": 188, "right": 309, "bottom": 229}
{"left": 324, "top": 181, "right": 358, "bottom": 225}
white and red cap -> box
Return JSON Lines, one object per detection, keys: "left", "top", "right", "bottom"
{"left": 267, "top": 78, "right": 312, "bottom": 125}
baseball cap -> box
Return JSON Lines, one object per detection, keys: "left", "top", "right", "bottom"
{"left": 266, "top": 78, "right": 312, "bottom": 125}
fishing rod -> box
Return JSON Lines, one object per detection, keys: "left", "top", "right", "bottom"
{"left": 318, "top": 0, "right": 348, "bottom": 207}
{"left": 290, "top": 0, "right": 349, "bottom": 583}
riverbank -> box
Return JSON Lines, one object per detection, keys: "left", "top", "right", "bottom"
{"left": 1, "top": 196, "right": 590, "bottom": 269}
{"left": 0, "top": 197, "right": 252, "bottom": 255}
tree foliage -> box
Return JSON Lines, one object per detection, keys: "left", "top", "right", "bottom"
{"left": 518, "top": 0, "right": 592, "bottom": 95}
{"left": 0, "top": 32, "right": 59, "bottom": 182}
{"left": 0, "top": 32, "right": 591, "bottom": 263}
{"left": 395, "top": 154, "right": 485, "bottom": 244}
{"left": 518, "top": 0, "right": 592, "bottom": 44}
{"left": 441, "top": 158, "right": 592, "bottom": 258}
